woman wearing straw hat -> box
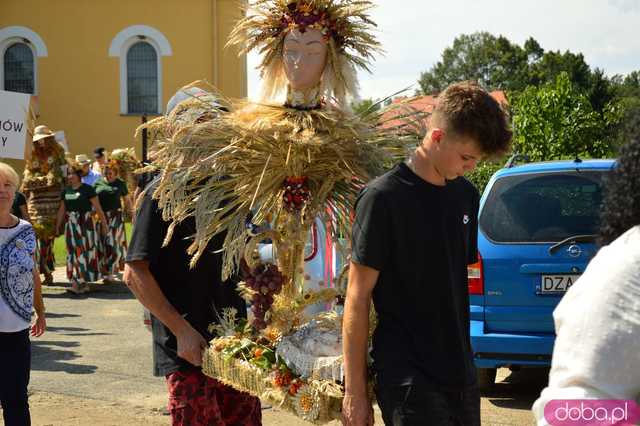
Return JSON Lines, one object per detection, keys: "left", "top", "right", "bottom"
{"left": 94, "top": 161, "right": 133, "bottom": 282}
{"left": 21, "top": 124, "right": 67, "bottom": 286}
{"left": 0, "top": 161, "right": 46, "bottom": 426}
{"left": 55, "top": 161, "right": 108, "bottom": 294}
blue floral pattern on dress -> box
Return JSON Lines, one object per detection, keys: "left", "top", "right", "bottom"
{"left": 0, "top": 224, "right": 36, "bottom": 322}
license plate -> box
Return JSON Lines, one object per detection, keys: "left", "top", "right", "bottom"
{"left": 539, "top": 274, "right": 581, "bottom": 294}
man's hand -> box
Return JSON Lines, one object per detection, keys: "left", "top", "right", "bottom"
{"left": 342, "top": 394, "right": 374, "bottom": 426}
{"left": 176, "top": 323, "right": 207, "bottom": 367}
{"left": 126, "top": 261, "right": 207, "bottom": 366}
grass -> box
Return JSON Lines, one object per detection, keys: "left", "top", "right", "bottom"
{"left": 53, "top": 223, "right": 133, "bottom": 266}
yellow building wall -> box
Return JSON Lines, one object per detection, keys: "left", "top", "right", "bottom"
{"left": 0, "top": 0, "right": 247, "bottom": 173}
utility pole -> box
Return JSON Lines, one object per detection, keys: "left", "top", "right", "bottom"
{"left": 141, "top": 115, "right": 148, "bottom": 162}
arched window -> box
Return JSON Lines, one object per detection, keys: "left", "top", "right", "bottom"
{"left": 3, "top": 42, "right": 34, "bottom": 94}
{"left": 109, "top": 25, "right": 171, "bottom": 115}
{"left": 126, "top": 42, "right": 158, "bottom": 114}
{"left": 0, "top": 27, "right": 47, "bottom": 94}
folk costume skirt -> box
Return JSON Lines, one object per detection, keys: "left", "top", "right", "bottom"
{"left": 35, "top": 237, "right": 55, "bottom": 276}
{"left": 65, "top": 211, "right": 101, "bottom": 283}
{"left": 99, "top": 209, "right": 127, "bottom": 276}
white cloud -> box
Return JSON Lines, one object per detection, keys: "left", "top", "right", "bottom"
{"left": 608, "top": 0, "right": 640, "bottom": 13}
{"left": 248, "top": 0, "right": 640, "bottom": 100}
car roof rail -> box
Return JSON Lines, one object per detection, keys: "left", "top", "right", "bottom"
{"left": 504, "top": 153, "right": 530, "bottom": 168}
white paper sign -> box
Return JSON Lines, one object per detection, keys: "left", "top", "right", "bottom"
{"left": 0, "top": 90, "right": 31, "bottom": 159}
{"left": 54, "top": 130, "right": 69, "bottom": 152}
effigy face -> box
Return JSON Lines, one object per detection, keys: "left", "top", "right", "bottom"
{"left": 282, "top": 28, "right": 328, "bottom": 90}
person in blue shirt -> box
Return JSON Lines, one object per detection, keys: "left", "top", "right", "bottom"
{"left": 75, "top": 154, "right": 101, "bottom": 186}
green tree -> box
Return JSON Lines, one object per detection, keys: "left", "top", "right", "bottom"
{"left": 417, "top": 33, "right": 614, "bottom": 114}
{"left": 619, "top": 100, "right": 640, "bottom": 143}
{"left": 511, "top": 72, "right": 617, "bottom": 161}
{"left": 417, "top": 32, "right": 531, "bottom": 94}
{"left": 612, "top": 70, "right": 640, "bottom": 98}
{"left": 526, "top": 50, "right": 591, "bottom": 90}
{"left": 351, "top": 98, "right": 381, "bottom": 117}
{"left": 608, "top": 71, "right": 640, "bottom": 149}
{"left": 466, "top": 162, "right": 504, "bottom": 194}
{"left": 587, "top": 68, "right": 617, "bottom": 112}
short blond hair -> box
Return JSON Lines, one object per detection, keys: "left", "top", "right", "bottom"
{"left": 0, "top": 162, "right": 20, "bottom": 188}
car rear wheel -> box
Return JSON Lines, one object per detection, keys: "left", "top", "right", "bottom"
{"left": 477, "top": 367, "right": 497, "bottom": 391}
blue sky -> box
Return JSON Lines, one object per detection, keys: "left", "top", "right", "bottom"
{"left": 247, "top": 0, "right": 640, "bottom": 100}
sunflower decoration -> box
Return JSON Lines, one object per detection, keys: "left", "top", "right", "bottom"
{"left": 292, "top": 383, "right": 321, "bottom": 421}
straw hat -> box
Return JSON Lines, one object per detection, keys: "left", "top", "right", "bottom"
{"left": 32, "top": 125, "right": 55, "bottom": 142}
{"left": 74, "top": 154, "right": 91, "bottom": 166}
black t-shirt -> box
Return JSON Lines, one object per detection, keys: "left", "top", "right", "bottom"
{"left": 136, "top": 170, "right": 159, "bottom": 192}
{"left": 95, "top": 178, "right": 128, "bottom": 212}
{"left": 352, "top": 162, "right": 479, "bottom": 390}
{"left": 12, "top": 191, "right": 27, "bottom": 218}
{"left": 62, "top": 184, "right": 96, "bottom": 213}
{"left": 126, "top": 182, "right": 246, "bottom": 377}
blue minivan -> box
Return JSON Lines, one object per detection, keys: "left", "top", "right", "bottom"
{"left": 468, "top": 158, "right": 615, "bottom": 388}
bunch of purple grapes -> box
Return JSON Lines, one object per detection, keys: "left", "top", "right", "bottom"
{"left": 245, "top": 263, "right": 285, "bottom": 330}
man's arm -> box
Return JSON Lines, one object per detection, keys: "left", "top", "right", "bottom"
{"left": 124, "top": 261, "right": 206, "bottom": 366}
{"left": 342, "top": 261, "right": 379, "bottom": 426}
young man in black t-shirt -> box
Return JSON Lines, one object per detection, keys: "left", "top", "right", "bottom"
{"left": 124, "top": 181, "right": 261, "bottom": 425}
{"left": 342, "top": 82, "right": 512, "bottom": 426}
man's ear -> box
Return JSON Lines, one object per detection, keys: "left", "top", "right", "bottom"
{"left": 431, "top": 128, "right": 444, "bottom": 144}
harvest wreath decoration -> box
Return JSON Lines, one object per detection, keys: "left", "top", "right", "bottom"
{"left": 141, "top": 1, "right": 425, "bottom": 423}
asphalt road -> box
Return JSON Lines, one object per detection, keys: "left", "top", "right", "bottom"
{"left": 19, "top": 268, "right": 545, "bottom": 425}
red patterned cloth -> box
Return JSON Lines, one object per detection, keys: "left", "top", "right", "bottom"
{"left": 166, "top": 368, "right": 262, "bottom": 426}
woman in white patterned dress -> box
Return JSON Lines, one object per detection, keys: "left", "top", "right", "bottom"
{"left": 0, "top": 162, "right": 46, "bottom": 426}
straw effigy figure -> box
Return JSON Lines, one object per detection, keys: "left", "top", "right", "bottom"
{"left": 107, "top": 148, "right": 140, "bottom": 222}
{"left": 108, "top": 148, "right": 140, "bottom": 195}
{"left": 140, "top": 1, "right": 424, "bottom": 422}
{"left": 21, "top": 125, "right": 67, "bottom": 285}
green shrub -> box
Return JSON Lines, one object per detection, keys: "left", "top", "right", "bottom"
{"left": 466, "top": 162, "right": 504, "bottom": 194}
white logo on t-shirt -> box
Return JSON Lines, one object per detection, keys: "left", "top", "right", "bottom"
{"left": 463, "top": 214, "right": 470, "bottom": 225}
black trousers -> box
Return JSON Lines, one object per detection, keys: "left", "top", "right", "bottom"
{"left": 0, "top": 328, "right": 31, "bottom": 426}
{"left": 376, "top": 380, "right": 480, "bottom": 426}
